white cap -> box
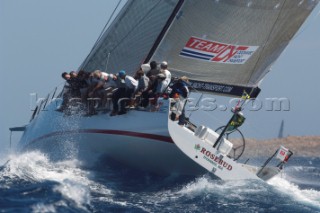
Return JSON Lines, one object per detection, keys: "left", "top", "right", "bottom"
{"left": 160, "top": 61, "right": 168, "bottom": 68}
{"left": 161, "top": 61, "right": 167, "bottom": 66}
{"left": 141, "top": 64, "right": 151, "bottom": 72}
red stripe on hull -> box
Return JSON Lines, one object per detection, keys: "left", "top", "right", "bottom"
{"left": 28, "top": 129, "right": 174, "bottom": 145}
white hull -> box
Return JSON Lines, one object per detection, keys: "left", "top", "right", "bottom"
{"left": 168, "top": 118, "right": 260, "bottom": 180}
{"left": 18, "top": 99, "right": 205, "bottom": 176}
{"left": 167, "top": 97, "right": 288, "bottom": 181}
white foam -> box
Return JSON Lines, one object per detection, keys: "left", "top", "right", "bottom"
{"left": 178, "top": 175, "right": 263, "bottom": 197}
{"left": 31, "top": 203, "right": 56, "bottom": 213}
{"left": 53, "top": 179, "right": 90, "bottom": 209}
{"left": 177, "top": 174, "right": 320, "bottom": 209}
{"left": 0, "top": 151, "right": 112, "bottom": 210}
{"left": 268, "top": 176, "right": 320, "bottom": 208}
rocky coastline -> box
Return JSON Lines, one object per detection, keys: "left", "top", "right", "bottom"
{"left": 241, "top": 136, "right": 320, "bottom": 157}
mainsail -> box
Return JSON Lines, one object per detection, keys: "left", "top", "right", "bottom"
{"left": 80, "top": 0, "right": 319, "bottom": 97}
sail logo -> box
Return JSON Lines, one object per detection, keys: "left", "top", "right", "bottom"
{"left": 180, "top": 36, "right": 259, "bottom": 64}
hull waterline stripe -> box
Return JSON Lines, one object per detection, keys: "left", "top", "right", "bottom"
{"left": 28, "top": 129, "right": 174, "bottom": 145}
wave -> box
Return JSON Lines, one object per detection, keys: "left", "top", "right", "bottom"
{"left": 129, "top": 174, "right": 320, "bottom": 212}
{"left": 268, "top": 176, "right": 320, "bottom": 209}
{"left": 1, "top": 151, "right": 320, "bottom": 212}
{"left": 100, "top": 173, "right": 320, "bottom": 212}
{"left": 283, "top": 165, "right": 320, "bottom": 190}
{"left": 0, "top": 151, "right": 112, "bottom": 212}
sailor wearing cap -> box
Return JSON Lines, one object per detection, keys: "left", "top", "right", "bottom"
{"left": 170, "top": 76, "right": 190, "bottom": 126}
{"left": 155, "top": 61, "right": 171, "bottom": 94}
{"left": 118, "top": 70, "right": 138, "bottom": 91}
{"left": 136, "top": 64, "right": 150, "bottom": 93}
{"left": 110, "top": 70, "right": 138, "bottom": 116}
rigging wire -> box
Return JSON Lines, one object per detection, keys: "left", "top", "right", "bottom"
{"left": 97, "top": 0, "right": 162, "bottom": 73}
{"left": 79, "top": 0, "right": 163, "bottom": 71}
{"left": 104, "top": 52, "right": 111, "bottom": 72}
{"left": 79, "top": 0, "right": 123, "bottom": 70}
{"left": 94, "top": 0, "right": 123, "bottom": 47}
{"left": 108, "top": 0, "right": 163, "bottom": 54}
{"left": 184, "top": 85, "right": 231, "bottom": 128}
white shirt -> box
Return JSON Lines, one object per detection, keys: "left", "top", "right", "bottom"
{"left": 162, "top": 69, "right": 171, "bottom": 85}
{"left": 124, "top": 75, "right": 138, "bottom": 90}
{"left": 100, "top": 72, "right": 109, "bottom": 81}
{"left": 96, "top": 72, "right": 116, "bottom": 88}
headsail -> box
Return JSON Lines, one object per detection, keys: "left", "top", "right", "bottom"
{"left": 79, "top": 0, "right": 180, "bottom": 74}
{"left": 80, "top": 0, "right": 319, "bottom": 97}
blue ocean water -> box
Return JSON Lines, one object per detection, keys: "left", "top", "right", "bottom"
{"left": 0, "top": 150, "right": 319, "bottom": 212}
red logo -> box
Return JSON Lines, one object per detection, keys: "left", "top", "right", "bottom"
{"left": 180, "top": 36, "right": 259, "bottom": 64}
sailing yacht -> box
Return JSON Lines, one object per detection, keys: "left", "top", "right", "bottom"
{"left": 14, "top": 0, "right": 319, "bottom": 180}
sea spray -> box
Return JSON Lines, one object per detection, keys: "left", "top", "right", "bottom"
{"left": 1, "top": 153, "right": 320, "bottom": 212}
{"left": 268, "top": 176, "right": 320, "bottom": 208}
{"left": 0, "top": 151, "right": 112, "bottom": 211}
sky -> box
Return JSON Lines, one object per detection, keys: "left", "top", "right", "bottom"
{"left": 0, "top": 0, "right": 320, "bottom": 152}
